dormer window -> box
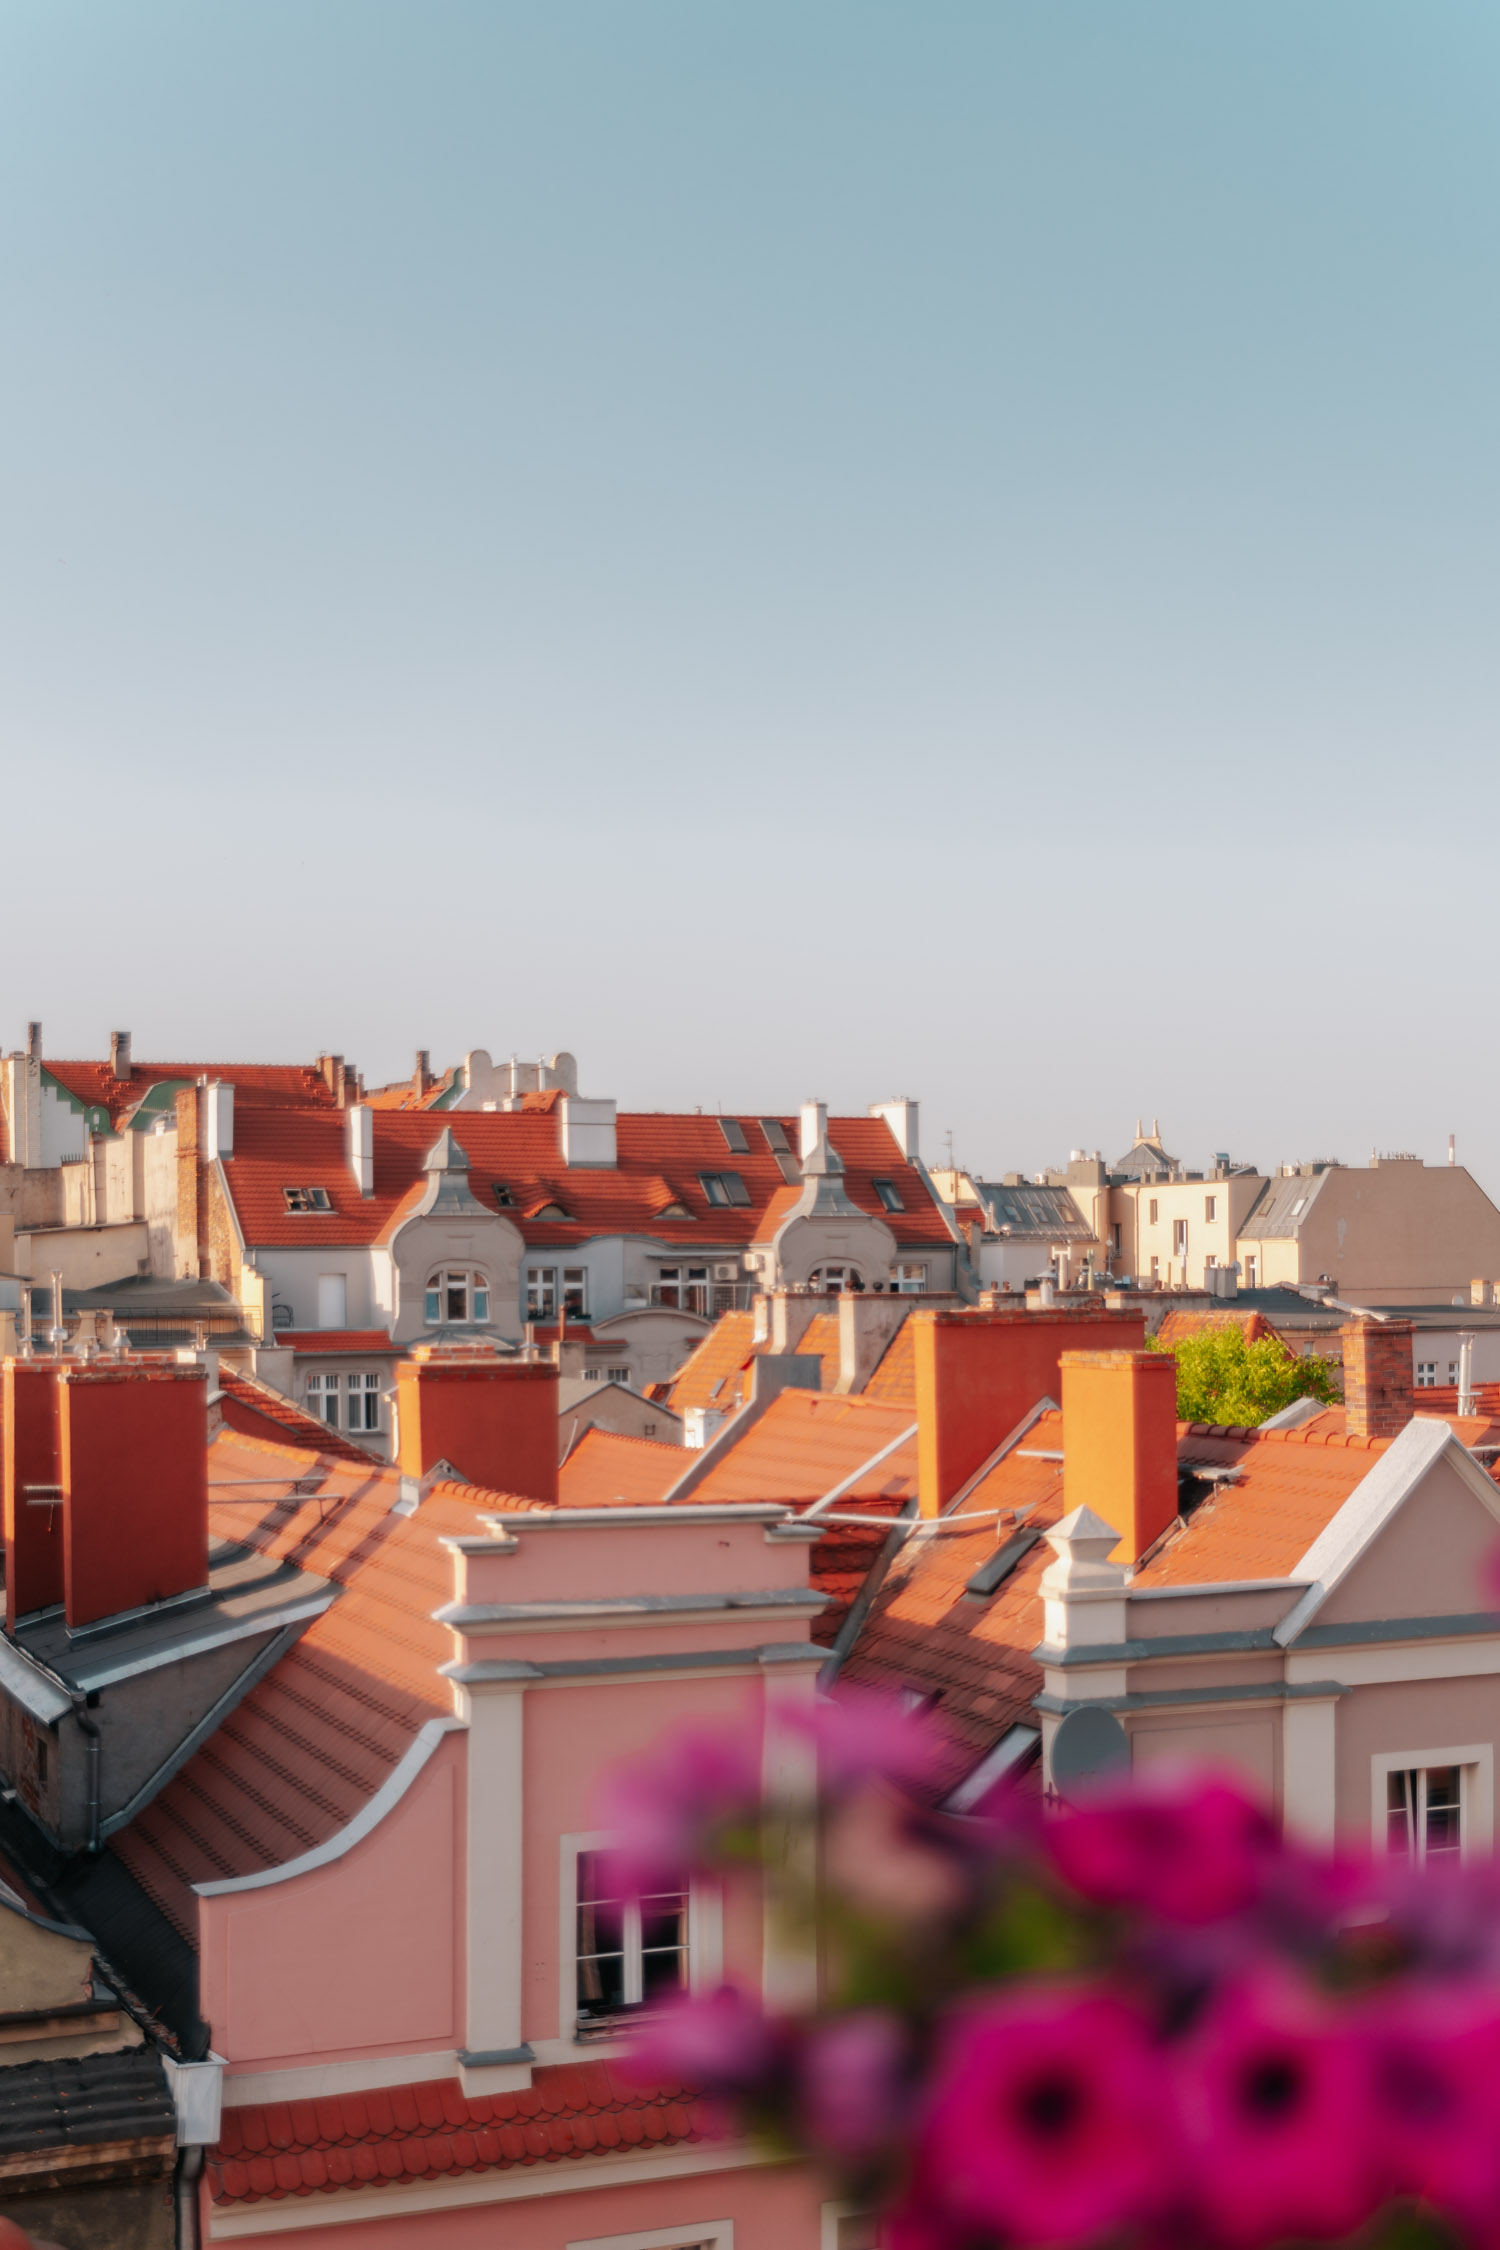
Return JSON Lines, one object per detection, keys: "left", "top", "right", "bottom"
{"left": 530, "top": 1200, "right": 572, "bottom": 1222}
{"left": 699, "top": 1172, "right": 751, "bottom": 1208}
{"left": 493, "top": 1184, "right": 515, "bottom": 1207}
{"left": 283, "top": 1186, "right": 333, "bottom": 1213}
{"left": 873, "top": 1178, "right": 905, "bottom": 1213}
{"left": 656, "top": 1200, "right": 694, "bottom": 1220}
{"left": 424, "top": 1268, "right": 490, "bottom": 1325}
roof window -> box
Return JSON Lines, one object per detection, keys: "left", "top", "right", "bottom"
{"left": 963, "top": 1522, "right": 1043, "bottom": 1603}
{"left": 493, "top": 1184, "right": 515, "bottom": 1207}
{"left": 873, "top": 1178, "right": 905, "bottom": 1213}
{"left": 718, "top": 1119, "right": 750, "bottom": 1154}
{"left": 283, "top": 1186, "right": 333, "bottom": 1213}
{"left": 760, "top": 1119, "right": 791, "bottom": 1152}
{"left": 699, "top": 1172, "right": 752, "bottom": 1208}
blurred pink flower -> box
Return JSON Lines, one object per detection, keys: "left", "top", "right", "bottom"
{"left": 1360, "top": 1988, "right": 1500, "bottom": 2229}
{"left": 800, "top": 2010, "right": 906, "bottom": 2160}
{"left": 1047, "top": 1767, "right": 1278, "bottom": 1925}
{"left": 910, "top": 1986, "right": 1168, "bottom": 2249}
{"left": 794, "top": 1688, "right": 948, "bottom": 1796}
{"left": 823, "top": 1785, "right": 971, "bottom": 1921}
{"left": 592, "top": 1716, "right": 762, "bottom": 1892}
{"left": 619, "top": 1985, "right": 781, "bottom": 2099}
{"left": 1174, "top": 1973, "right": 1376, "bottom": 2247}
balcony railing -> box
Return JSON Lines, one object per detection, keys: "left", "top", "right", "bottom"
{"left": 648, "top": 1282, "right": 755, "bottom": 1317}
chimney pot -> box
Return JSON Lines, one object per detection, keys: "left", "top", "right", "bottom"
{"left": 109, "top": 1031, "right": 131, "bottom": 1080}
{"left": 25, "top": 1022, "right": 41, "bottom": 1062}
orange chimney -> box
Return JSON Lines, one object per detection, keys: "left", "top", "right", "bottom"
{"left": 57, "top": 1358, "right": 210, "bottom": 1628}
{"left": 1059, "top": 1349, "right": 1179, "bottom": 1565}
{"left": 913, "top": 1304, "right": 1148, "bottom": 1517}
{"left": 396, "top": 1348, "right": 558, "bottom": 1503}
{"left": 1341, "top": 1319, "right": 1414, "bottom": 1440}
{"left": 3, "top": 1360, "right": 64, "bottom": 1629}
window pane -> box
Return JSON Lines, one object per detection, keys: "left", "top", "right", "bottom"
{"left": 473, "top": 1285, "right": 489, "bottom": 1322}
{"left": 1425, "top": 1767, "right": 1463, "bottom": 1858}
{"left": 424, "top": 1283, "right": 441, "bottom": 1323}
{"left": 1387, "top": 1769, "right": 1415, "bottom": 1855}
{"left": 640, "top": 1886, "right": 689, "bottom": 2002}
{"left": 446, "top": 1275, "right": 468, "bottom": 1321}
{"left": 577, "top": 1853, "right": 628, "bottom": 2013}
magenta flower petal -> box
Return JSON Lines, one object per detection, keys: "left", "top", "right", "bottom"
{"left": 593, "top": 1715, "right": 762, "bottom": 1892}
{"left": 1174, "top": 1974, "right": 1378, "bottom": 2247}
{"left": 1360, "top": 1988, "right": 1500, "bottom": 2225}
{"left": 793, "top": 1687, "right": 948, "bottom": 1796}
{"left": 912, "top": 1986, "right": 1168, "bottom": 2250}
{"left": 1047, "top": 1767, "right": 1277, "bottom": 1924}
{"left": 618, "top": 1986, "right": 781, "bottom": 2098}
{"left": 800, "top": 2010, "right": 906, "bottom": 2160}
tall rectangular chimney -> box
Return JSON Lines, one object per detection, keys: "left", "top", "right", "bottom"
{"left": 57, "top": 1359, "right": 209, "bottom": 1628}
{"left": 109, "top": 1030, "right": 131, "bottom": 1081}
{"left": 1341, "top": 1319, "right": 1414, "bottom": 1440}
{"left": 1059, "top": 1348, "right": 1179, "bottom": 1565}
{"left": 396, "top": 1349, "right": 558, "bottom": 1504}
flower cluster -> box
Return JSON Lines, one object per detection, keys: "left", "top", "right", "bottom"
{"left": 603, "top": 1695, "right": 1500, "bottom": 2250}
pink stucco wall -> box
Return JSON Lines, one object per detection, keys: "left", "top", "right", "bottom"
{"left": 202, "top": 1732, "right": 465, "bottom": 2076}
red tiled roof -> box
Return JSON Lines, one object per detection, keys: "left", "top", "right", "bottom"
{"left": 279, "top": 1331, "right": 396, "bottom": 1357}
{"left": 794, "top": 1312, "right": 841, "bottom": 1388}
{"left": 210, "top": 2063, "right": 711, "bottom": 2206}
{"left": 214, "top": 1369, "right": 376, "bottom": 1465}
{"left": 1134, "top": 1418, "right": 1401, "bottom": 1586}
{"left": 112, "top": 1430, "right": 549, "bottom": 1936}
{"left": 41, "top": 1060, "right": 336, "bottom": 1129}
{"left": 863, "top": 1316, "right": 917, "bottom": 1407}
{"left": 665, "top": 1313, "right": 757, "bottom": 1416}
{"left": 687, "top": 1391, "right": 918, "bottom": 1508}
{"left": 218, "top": 1107, "right": 955, "bottom": 1254}
{"left": 558, "top": 1428, "right": 683, "bottom": 1508}
{"left": 751, "top": 1184, "right": 805, "bottom": 1244}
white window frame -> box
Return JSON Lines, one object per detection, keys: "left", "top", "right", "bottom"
{"left": 810, "top": 1264, "right": 862, "bottom": 1293}
{"left": 559, "top": 1831, "right": 722, "bottom": 2048}
{"left": 1416, "top": 1361, "right": 1438, "bottom": 1388}
{"left": 425, "top": 1266, "right": 491, "bottom": 1326}
{"left": 889, "top": 1263, "right": 927, "bottom": 1294}
{"left": 1245, "top": 1254, "right": 1257, "bottom": 1287}
{"left": 568, "top": 2225, "right": 733, "bottom": 2250}
{"left": 821, "top": 2206, "right": 878, "bottom": 2250}
{"left": 526, "top": 1266, "right": 558, "bottom": 1319}
{"left": 316, "top": 1272, "right": 347, "bottom": 1330}
{"left": 1370, "top": 1744, "right": 1493, "bottom": 1860}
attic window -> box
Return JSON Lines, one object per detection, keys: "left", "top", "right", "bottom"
{"left": 719, "top": 1119, "right": 750, "bottom": 1154}
{"left": 760, "top": 1119, "right": 791, "bottom": 1152}
{"left": 656, "top": 1199, "right": 695, "bottom": 1220}
{"left": 531, "top": 1201, "right": 572, "bottom": 1221}
{"left": 873, "top": 1178, "right": 905, "bottom": 1213}
{"left": 283, "top": 1187, "right": 333, "bottom": 1213}
{"left": 493, "top": 1184, "right": 515, "bottom": 1207}
{"left": 699, "top": 1172, "right": 751, "bottom": 1208}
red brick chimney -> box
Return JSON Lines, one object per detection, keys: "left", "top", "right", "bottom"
{"left": 57, "top": 1358, "right": 210, "bottom": 1628}
{"left": 913, "top": 1303, "right": 1148, "bottom": 1517}
{"left": 3, "top": 1360, "right": 64, "bottom": 1629}
{"left": 1341, "top": 1319, "right": 1414, "bottom": 1440}
{"left": 1059, "top": 1349, "right": 1179, "bottom": 1565}
{"left": 396, "top": 1347, "right": 558, "bottom": 1504}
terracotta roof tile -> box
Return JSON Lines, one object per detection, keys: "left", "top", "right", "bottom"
{"left": 557, "top": 1427, "right": 683, "bottom": 1507}
{"left": 219, "top": 1110, "right": 952, "bottom": 1254}
{"left": 210, "top": 2066, "right": 712, "bottom": 2205}
{"left": 41, "top": 1059, "right": 336, "bottom": 1130}
{"left": 665, "top": 1313, "right": 757, "bottom": 1415}
{"left": 112, "top": 1429, "right": 550, "bottom": 1935}
{"left": 1154, "top": 1309, "right": 1286, "bottom": 1349}
{"left": 687, "top": 1390, "right": 918, "bottom": 1508}
{"left": 863, "top": 1317, "right": 917, "bottom": 1407}
{"left": 214, "top": 1369, "right": 376, "bottom": 1465}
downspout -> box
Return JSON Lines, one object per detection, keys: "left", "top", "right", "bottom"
{"left": 175, "top": 2143, "right": 205, "bottom": 2249}
{"left": 71, "top": 1693, "right": 102, "bottom": 1853}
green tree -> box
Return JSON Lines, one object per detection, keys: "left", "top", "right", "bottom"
{"left": 1150, "top": 1322, "right": 1339, "bottom": 1427}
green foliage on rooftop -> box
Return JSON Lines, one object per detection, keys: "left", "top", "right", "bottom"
{"left": 1150, "top": 1321, "right": 1339, "bottom": 1427}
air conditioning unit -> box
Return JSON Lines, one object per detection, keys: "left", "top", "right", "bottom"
{"left": 713, "top": 1263, "right": 738, "bottom": 1282}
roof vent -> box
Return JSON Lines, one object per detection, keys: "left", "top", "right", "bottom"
{"left": 110, "top": 1030, "right": 131, "bottom": 1081}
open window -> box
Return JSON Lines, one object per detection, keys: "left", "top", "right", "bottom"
{"left": 1373, "top": 1747, "right": 1492, "bottom": 1861}
{"left": 566, "top": 1836, "right": 720, "bottom": 2044}
{"left": 283, "top": 1186, "right": 332, "bottom": 1213}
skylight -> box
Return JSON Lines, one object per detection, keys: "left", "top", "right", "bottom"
{"left": 719, "top": 1118, "right": 750, "bottom": 1154}
{"left": 873, "top": 1178, "right": 905, "bottom": 1213}
{"left": 283, "top": 1186, "right": 333, "bottom": 1213}
{"left": 761, "top": 1119, "right": 791, "bottom": 1152}
{"left": 699, "top": 1172, "right": 751, "bottom": 1208}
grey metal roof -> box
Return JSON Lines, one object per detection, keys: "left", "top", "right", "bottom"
{"left": 0, "top": 2048, "right": 175, "bottom": 2159}
{"left": 12, "top": 1538, "right": 335, "bottom": 1699}
{"left": 1238, "top": 1173, "right": 1330, "bottom": 1238}
{"left": 65, "top": 1275, "right": 240, "bottom": 1317}
{"left": 973, "top": 1183, "right": 1094, "bottom": 1240}
{"left": 1110, "top": 1139, "right": 1179, "bottom": 1180}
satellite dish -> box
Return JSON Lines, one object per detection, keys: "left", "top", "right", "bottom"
{"left": 1049, "top": 1707, "right": 1130, "bottom": 1804}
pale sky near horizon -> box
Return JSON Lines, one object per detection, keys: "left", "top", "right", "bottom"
{"left": 4, "top": 5, "right": 1499, "bottom": 1188}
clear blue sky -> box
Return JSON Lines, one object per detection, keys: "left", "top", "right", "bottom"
{"left": 5, "top": 4, "right": 1498, "bottom": 1186}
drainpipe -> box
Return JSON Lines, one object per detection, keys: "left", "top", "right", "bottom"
{"left": 175, "top": 2143, "right": 205, "bottom": 2249}
{"left": 71, "top": 1693, "right": 102, "bottom": 1853}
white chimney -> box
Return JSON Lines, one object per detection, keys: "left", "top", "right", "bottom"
{"left": 347, "top": 1103, "right": 374, "bottom": 1196}
{"left": 868, "top": 1098, "right": 919, "bottom": 1162}
{"left": 683, "top": 1405, "right": 726, "bottom": 1450}
{"left": 559, "top": 1096, "right": 617, "bottom": 1168}
{"left": 800, "top": 1101, "right": 828, "bottom": 1161}
{"left": 203, "top": 1082, "right": 234, "bottom": 1159}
